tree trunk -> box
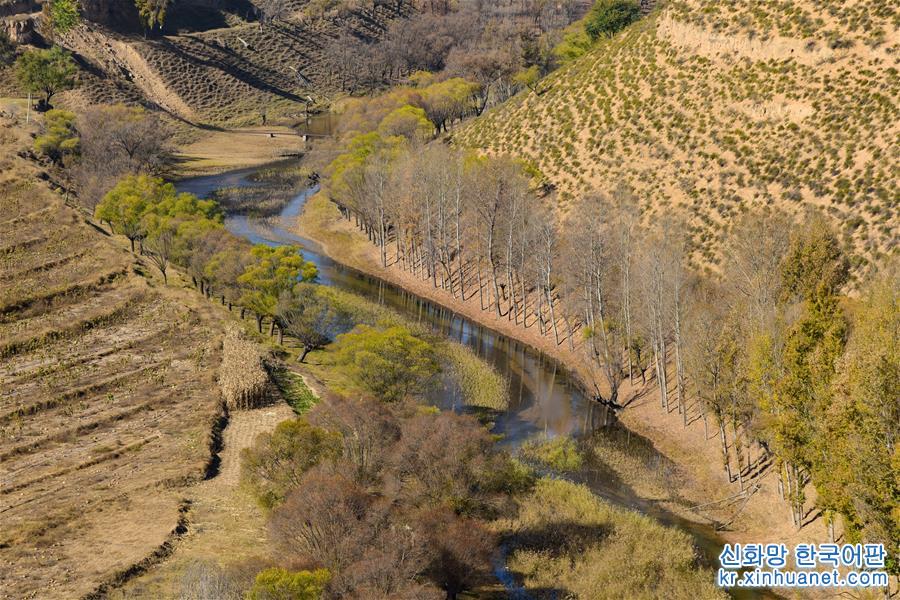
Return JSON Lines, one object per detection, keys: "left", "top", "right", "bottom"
{"left": 299, "top": 346, "right": 311, "bottom": 363}
{"left": 719, "top": 419, "right": 732, "bottom": 482}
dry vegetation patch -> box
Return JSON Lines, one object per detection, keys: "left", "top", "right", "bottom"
{"left": 0, "top": 124, "right": 229, "bottom": 599}
{"left": 219, "top": 326, "right": 272, "bottom": 411}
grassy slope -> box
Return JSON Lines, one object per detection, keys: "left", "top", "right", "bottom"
{"left": 455, "top": 0, "right": 898, "bottom": 279}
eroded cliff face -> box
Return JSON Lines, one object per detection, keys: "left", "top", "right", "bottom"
{"left": 1, "top": 0, "right": 224, "bottom": 35}
{"left": 78, "top": 0, "right": 140, "bottom": 28}
{"left": 0, "top": 0, "right": 39, "bottom": 18}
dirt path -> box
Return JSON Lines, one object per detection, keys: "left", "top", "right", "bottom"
{"left": 110, "top": 40, "right": 197, "bottom": 121}
{"left": 116, "top": 402, "right": 295, "bottom": 598}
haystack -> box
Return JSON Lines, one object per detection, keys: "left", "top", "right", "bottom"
{"left": 219, "top": 327, "right": 271, "bottom": 410}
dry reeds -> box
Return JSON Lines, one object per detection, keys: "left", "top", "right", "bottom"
{"left": 219, "top": 327, "right": 271, "bottom": 410}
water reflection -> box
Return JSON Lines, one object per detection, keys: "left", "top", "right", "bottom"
{"left": 178, "top": 168, "right": 599, "bottom": 447}
{"left": 176, "top": 165, "right": 771, "bottom": 599}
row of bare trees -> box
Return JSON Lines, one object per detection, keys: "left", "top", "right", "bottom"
{"left": 327, "top": 139, "right": 891, "bottom": 537}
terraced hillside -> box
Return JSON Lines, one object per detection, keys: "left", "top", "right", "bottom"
{"left": 55, "top": 2, "right": 413, "bottom": 123}
{"left": 0, "top": 117, "right": 228, "bottom": 598}
{"left": 456, "top": 0, "right": 899, "bottom": 277}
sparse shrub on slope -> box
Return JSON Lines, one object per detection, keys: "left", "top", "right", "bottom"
{"left": 455, "top": 3, "right": 898, "bottom": 276}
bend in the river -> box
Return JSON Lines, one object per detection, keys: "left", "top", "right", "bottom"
{"left": 176, "top": 164, "right": 770, "bottom": 599}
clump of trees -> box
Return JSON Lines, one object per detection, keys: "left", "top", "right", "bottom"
{"left": 46, "top": 0, "right": 81, "bottom": 36}
{"left": 242, "top": 390, "right": 531, "bottom": 598}
{"left": 93, "top": 172, "right": 320, "bottom": 341}
{"left": 317, "top": 0, "right": 589, "bottom": 105}
{"left": 135, "top": 0, "right": 170, "bottom": 34}
{"left": 74, "top": 104, "right": 174, "bottom": 208}
{"left": 585, "top": 0, "right": 641, "bottom": 40}
{"left": 32, "top": 103, "right": 173, "bottom": 209}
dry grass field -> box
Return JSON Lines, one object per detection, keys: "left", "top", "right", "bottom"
{"left": 0, "top": 117, "right": 229, "bottom": 599}
{"left": 456, "top": 0, "right": 898, "bottom": 279}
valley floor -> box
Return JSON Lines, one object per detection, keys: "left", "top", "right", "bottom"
{"left": 294, "top": 191, "right": 834, "bottom": 558}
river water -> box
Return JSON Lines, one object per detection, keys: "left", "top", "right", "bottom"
{"left": 176, "top": 165, "right": 768, "bottom": 599}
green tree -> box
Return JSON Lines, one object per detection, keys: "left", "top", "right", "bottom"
{"left": 331, "top": 325, "right": 439, "bottom": 402}
{"left": 823, "top": 270, "right": 898, "bottom": 563}
{"left": 377, "top": 104, "right": 433, "bottom": 143}
{"left": 48, "top": 0, "right": 81, "bottom": 35}
{"left": 780, "top": 215, "right": 849, "bottom": 302}
{"left": 513, "top": 65, "right": 541, "bottom": 94}
{"left": 0, "top": 30, "right": 15, "bottom": 67}
{"left": 94, "top": 174, "right": 212, "bottom": 253}
{"left": 15, "top": 46, "right": 77, "bottom": 110}
{"left": 247, "top": 567, "right": 331, "bottom": 600}
{"left": 585, "top": 0, "right": 641, "bottom": 40}
{"left": 241, "top": 418, "right": 342, "bottom": 510}
{"left": 134, "top": 0, "right": 170, "bottom": 33}
{"left": 238, "top": 245, "right": 318, "bottom": 333}
{"left": 277, "top": 284, "right": 351, "bottom": 361}
{"left": 750, "top": 219, "right": 851, "bottom": 527}
{"left": 34, "top": 108, "right": 79, "bottom": 164}
{"left": 94, "top": 174, "right": 161, "bottom": 250}
{"left": 553, "top": 22, "right": 593, "bottom": 64}
{"left": 420, "top": 78, "right": 480, "bottom": 132}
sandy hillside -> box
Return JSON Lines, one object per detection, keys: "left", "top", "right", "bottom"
{"left": 455, "top": 0, "right": 898, "bottom": 279}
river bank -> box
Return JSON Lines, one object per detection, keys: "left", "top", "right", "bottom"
{"left": 293, "top": 189, "right": 832, "bottom": 554}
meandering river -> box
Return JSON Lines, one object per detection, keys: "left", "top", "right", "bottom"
{"left": 176, "top": 164, "right": 768, "bottom": 599}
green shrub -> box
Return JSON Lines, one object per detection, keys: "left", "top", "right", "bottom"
{"left": 247, "top": 567, "right": 330, "bottom": 600}
{"left": 520, "top": 436, "right": 584, "bottom": 472}
{"left": 240, "top": 418, "right": 342, "bottom": 510}
{"left": 330, "top": 325, "right": 439, "bottom": 402}
{"left": 34, "top": 108, "right": 79, "bottom": 164}
{"left": 585, "top": 0, "right": 641, "bottom": 41}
